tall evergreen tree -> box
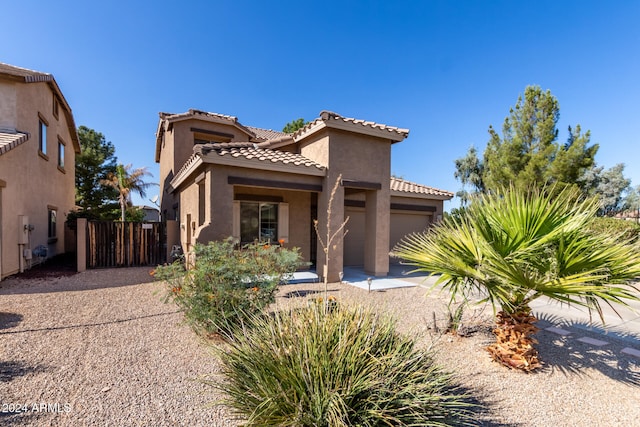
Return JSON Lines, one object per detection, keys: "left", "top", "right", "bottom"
{"left": 75, "top": 126, "right": 119, "bottom": 217}
{"left": 282, "top": 118, "right": 307, "bottom": 133}
{"left": 580, "top": 163, "right": 631, "bottom": 216}
{"left": 454, "top": 86, "right": 599, "bottom": 198}
{"left": 453, "top": 146, "right": 484, "bottom": 205}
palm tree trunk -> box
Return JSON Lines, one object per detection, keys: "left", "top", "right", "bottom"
{"left": 486, "top": 309, "right": 541, "bottom": 372}
{"left": 120, "top": 197, "right": 126, "bottom": 222}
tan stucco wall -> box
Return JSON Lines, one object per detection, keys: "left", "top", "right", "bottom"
{"left": 177, "top": 164, "right": 321, "bottom": 265}
{"left": 158, "top": 126, "right": 177, "bottom": 220}
{"left": 0, "top": 81, "right": 17, "bottom": 128}
{"left": 159, "top": 118, "right": 255, "bottom": 221}
{"left": 300, "top": 128, "right": 393, "bottom": 279}
{"left": 0, "top": 80, "right": 76, "bottom": 279}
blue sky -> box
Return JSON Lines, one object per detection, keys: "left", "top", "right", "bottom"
{"left": 2, "top": 0, "right": 639, "bottom": 209}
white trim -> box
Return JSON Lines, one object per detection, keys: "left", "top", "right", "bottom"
{"left": 277, "top": 203, "right": 289, "bottom": 243}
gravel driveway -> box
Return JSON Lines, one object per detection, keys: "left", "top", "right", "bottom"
{"left": 0, "top": 268, "right": 237, "bottom": 426}
{"left": 2, "top": 268, "right": 640, "bottom": 426}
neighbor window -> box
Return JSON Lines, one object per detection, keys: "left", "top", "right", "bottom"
{"left": 58, "top": 139, "right": 65, "bottom": 168}
{"left": 39, "top": 118, "right": 47, "bottom": 155}
{"left": 240, "top": 202, "right": 278, "bottom": 244}
{"left": 48, "top": 208, "right": 57, "bottom": 240}
{"left": 53, "top": 96, "right": 59, "bottom": 119}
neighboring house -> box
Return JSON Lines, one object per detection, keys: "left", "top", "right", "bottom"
{"left": 155, "top": 109, "right": 452, "bottom": 282}
{"left": 0, "top": 63, "right": 80, "bottom": 279}
{"left": 615, "top": 210, "right": 640, "bottom": 223}
{"left": 139, "top": 205, "right": 160, "bottom": 222}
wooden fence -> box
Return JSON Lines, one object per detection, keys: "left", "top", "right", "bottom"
{"left": 86, "top": 221, "right": 166, "bottom": 268}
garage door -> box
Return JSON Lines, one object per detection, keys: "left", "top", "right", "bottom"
{"left": 390, "top": 211, "right": 431, "bottom": 264}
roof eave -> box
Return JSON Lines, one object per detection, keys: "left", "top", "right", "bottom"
{"left": 164, "top": 111, "right": 257, "bottom": 139}
{"left": 256, "top": 135, "right": 296, "bottom": 149}
{"left": 169, "top": 151, "right": 327, "bottom": 192}
{"left": 155, "top": 117, "right": 165, "bottom": 163}
{"left": 391, "top": 190, "right": 454, "bottom": 201}
{"left": 294, "top": 118, "right": 408, "bottom": 143}
{"left": 168, "top": 154, "right": 204, "bottom": 192}
{"left": 201, "top": 153, "right": 326, "bottom": 177}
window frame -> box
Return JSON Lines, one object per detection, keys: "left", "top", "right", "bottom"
{"left": 57, "top": 137, "right": 66, "bottom": 171}
{"left": 38, "top": 114, "right": 48, "bottom": 158}
{"left": 53, "top": 96, "right": 59, "bottom": 120}
{"left": 239, "top": 201, "right": 278, "bottom": 245}
{"left": 47, "top": 206, "right": 57, "bottom": 243}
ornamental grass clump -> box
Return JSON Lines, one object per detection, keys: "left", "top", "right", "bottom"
{"left": 215, "top": 304, "right": 474, "bottom": 426}
{"left": 154, "top": 238, "right": 301, "bottom": 338}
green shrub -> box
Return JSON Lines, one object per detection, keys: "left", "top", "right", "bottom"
{"left": 215, "top": 305, "right": 474, "bottom": 426}
{"left": 154, "top": 239, "right": 301, "bottom": 338}
{"left": 588, "top": 217, "right": 640, "bottom": 242}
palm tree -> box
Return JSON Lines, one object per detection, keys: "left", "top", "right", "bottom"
{"left": 101, "top": 164, "right": 156, "bottom": 222}
{"left": 392, "top": 187, "right": 640, "bottom": 371}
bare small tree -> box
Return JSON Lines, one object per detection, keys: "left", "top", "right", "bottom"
{"left": 314, "top": 174, "right": 349, "bottom": 306}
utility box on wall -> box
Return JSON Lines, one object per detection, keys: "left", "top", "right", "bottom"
{"left": 18, "top": 215, "right": 29, "bottom": 245}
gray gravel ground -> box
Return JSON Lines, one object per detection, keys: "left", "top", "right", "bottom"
{"left": 2, "top": 269, "right": 640, "bottom": 426}
{"left": 1, "top": 268, "right": 237, "bottom": 426}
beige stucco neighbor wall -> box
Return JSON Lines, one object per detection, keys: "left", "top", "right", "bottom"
{"left": 0, "top": 80, "right": 77, "bottom": 279}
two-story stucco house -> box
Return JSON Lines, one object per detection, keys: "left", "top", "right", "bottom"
{"left": 155, "top": 109, "right": 452, "bottom": 282}
{"left": 0, "top": 63, "right": 80, "bottom": 279}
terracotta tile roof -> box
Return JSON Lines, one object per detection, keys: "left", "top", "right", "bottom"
{"left": 160, "top": 109, "right": 239, "bottom": 123}
{"left": 159, "top": 110, "right": 290, "bottom": 142}
{"left": 246, "top": 126, "right": 289, "bottom": 141}
{"left": 196, "top": 143, "right": 325, "bottom": 171}
{"left": 0, "top": 129, "right": 29, "bottom": 156}
{"left": 0, "top": 62, "right": 53, "bottom": 82}
{"left": 294, "top": 110, "right": 409, "bottom": 141}
{"left": 390, "top": 177, "right": 453, "bottom": 198}
{"left": 0, "top": 63, "right": 80, "bottom": 153}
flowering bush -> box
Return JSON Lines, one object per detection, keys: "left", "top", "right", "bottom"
{"left": 153, "top": 238, "right": 301, "bottom": 338}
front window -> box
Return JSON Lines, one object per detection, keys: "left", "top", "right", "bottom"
{"left": 240, "top": 202, "right": 278, "bottom": 244}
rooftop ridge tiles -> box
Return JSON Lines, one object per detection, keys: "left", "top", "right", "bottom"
{"left": 390, "top": 176, "right": 453, "bottom": 197}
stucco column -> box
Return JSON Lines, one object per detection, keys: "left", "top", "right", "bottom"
{"left": 364, "top": 188, "right": 390, "bottom": 277}
{"left": 316, "top": 175, "right": 345, "bottom": 283}
{"left": 211, "top": 169, "right": 235, "bottom": 240}
{"left": 193, "top": 167, "right": 234, "bottom": 243}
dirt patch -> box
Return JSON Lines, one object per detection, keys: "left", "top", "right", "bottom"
{"left": 8, "top": 253, "right": 77, "bottom": 280}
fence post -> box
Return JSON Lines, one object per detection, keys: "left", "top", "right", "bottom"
{"left": 77, "top": 218, "right": 87, "bottom": 272}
